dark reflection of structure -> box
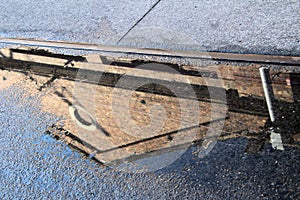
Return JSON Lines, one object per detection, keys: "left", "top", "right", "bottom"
{"left": 1, "top": 48, "right": 299, "bottom": 164}
{"left": 271, "top": 74, "right": 299, "bottom": 124}
{"left": 289, "top": 73, "right": 300, "bottom": 102}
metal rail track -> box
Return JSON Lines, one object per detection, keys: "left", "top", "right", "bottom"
{"left": 1, "top": 38, "right": 300, "bottom": 65}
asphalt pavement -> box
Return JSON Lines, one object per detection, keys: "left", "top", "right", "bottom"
{"left": 0, "top": 0, "right": 299, "bottom": 55}
{"left": 0, "top": 1, "right": 299, "bottom": 199}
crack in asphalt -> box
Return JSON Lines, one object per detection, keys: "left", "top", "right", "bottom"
{"left": 117, "top": 0, "right": 162, "bottom": 44}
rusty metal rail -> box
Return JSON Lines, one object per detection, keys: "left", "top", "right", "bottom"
{"left": 1, "top": 38, "right": 300, "bottom": 65}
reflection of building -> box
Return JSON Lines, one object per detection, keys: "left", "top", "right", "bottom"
{"left": 0, "top": 41, "right": 299, "bottom": 165}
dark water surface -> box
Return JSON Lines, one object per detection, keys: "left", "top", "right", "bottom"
{"left": 0, "top": 86, "right": 299, "bottom": 199}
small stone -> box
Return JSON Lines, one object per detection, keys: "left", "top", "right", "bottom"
{"left": 241, "top": 130, "right": 248, "bottom": 136}
{"left": 293, "top": 134, "right": 300, "bottom": 142}
{"left": 2, "top": 76, "right": 7, "bottom": 80}
{"left": 140, "top": 100, "right": 146, "bottom": 105}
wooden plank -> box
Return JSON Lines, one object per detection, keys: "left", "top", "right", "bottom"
{"left": 0, "top": 48, "right": 296, "bottom": 102}
{"left": 0, "top": 49, "right": 224, "bottom": 88}
{"left": 0, "top": 48, "right": 69, "bottom": 66}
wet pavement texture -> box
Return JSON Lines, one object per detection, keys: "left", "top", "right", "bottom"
{"left": 0, "top": 85, "right": 299, "bottom": 199}
{"left": 0, "top": 0, "right": 299, "bottom": 55}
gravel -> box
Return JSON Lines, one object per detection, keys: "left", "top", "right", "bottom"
{"left": 0, "top": 85, "right": 299, "bottom": 199}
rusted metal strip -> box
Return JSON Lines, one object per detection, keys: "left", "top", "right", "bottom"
{"left": 1, "top": 38, "right": 300, "bottom": 65}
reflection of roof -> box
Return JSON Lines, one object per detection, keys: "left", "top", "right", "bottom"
{"left": 0, "top": 45, "right": 299, "bottom": 165}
